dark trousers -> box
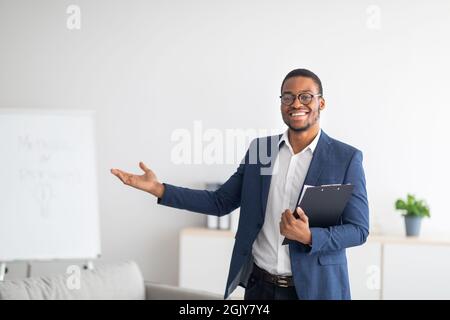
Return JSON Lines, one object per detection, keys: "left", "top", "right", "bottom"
{"left": 244, "top": 271, "right": 299, "bottom": 300}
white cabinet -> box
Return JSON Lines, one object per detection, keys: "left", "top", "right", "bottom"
{"left": 179, "top": 228, "right": 245, "bottom": 299}
{"left": 179, "top": 228, "right": 450, "bottom": 299}
{"left": 347, "top": 242, "right": 382, "bottom": 299}
{"left": 383, "top": 243, "right": 450, "bottom": 299}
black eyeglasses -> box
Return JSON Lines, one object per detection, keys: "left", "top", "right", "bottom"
{"left": 280, "top": 92, "right": 322, "bottom": 106}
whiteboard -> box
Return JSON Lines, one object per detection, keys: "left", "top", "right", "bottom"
{"left": 0, "top": 110, "right": 101, "bottom": 261}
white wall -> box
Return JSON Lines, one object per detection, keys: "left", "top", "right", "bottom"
{"left": 1, "top": 0, "right": 450, "bottom": 285}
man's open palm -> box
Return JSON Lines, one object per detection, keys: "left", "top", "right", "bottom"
{"left": 111, "top": 162, "right": 163, "bottom": 197}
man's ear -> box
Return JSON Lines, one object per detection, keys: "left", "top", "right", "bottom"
{"left": 319, "top": 97, "right": 325, "bottom": 111}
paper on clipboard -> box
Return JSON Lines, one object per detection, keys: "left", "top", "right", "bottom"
{"left": 293, "top": 185, "right": 313, "bottom": 218}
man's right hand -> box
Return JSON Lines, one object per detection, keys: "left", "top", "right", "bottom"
{"left": 110, "top": 162, "right": 165, "bottom": 198}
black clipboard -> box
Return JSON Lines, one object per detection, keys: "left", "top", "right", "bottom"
{"left": 282, "top": 184, "right": 354, "bottom": 245}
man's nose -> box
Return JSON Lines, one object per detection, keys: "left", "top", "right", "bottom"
{"left": 292, "top": 96, "right": 303, "bottom": 108}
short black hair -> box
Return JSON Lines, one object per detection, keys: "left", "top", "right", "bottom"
{"left": 281, "top": 68, "right": 323, "bottom": 95}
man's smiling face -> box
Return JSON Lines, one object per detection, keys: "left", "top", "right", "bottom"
{"left": 280, "top": 76, "right": 325, "bottom": 133}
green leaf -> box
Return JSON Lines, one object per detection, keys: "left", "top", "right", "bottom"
{"left": 395, "top": 199, "right": 406, "bottom": 210}
{"left": 395, "top": 194, "right": 431, "bottom": 218}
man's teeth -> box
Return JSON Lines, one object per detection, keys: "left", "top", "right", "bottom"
{"left": 291, "top": 112, "right": 308, "bottom": 116}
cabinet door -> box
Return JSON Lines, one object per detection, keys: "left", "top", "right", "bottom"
{"left": 347, "top": 242, "right": 382, "bottom": 300}
{"left": 383, "top": 244, "right": 450, "bottom": 299}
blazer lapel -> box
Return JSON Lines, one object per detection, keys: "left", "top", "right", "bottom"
{"left": 303, "top": 130, "right": 331, "bottom": 187}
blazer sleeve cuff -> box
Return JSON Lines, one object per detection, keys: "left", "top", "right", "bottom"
{"left": 308, "top": 227, "right": 328, "bottom": 255}
{"left": 157, "top": 183, "right": 175, "bottom": 206}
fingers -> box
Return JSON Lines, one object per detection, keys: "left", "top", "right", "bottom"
{"left": 280, "top": 208, "right": 308, "bottom": 225}
{"left": 281, "top": 210, "right": 287, "bottom": 226}
{"left": 285, "top": 209, "right": 296, "bottom": 224}
{"left": 110, "top": 168, "right": 133, "bottom": 185}
{"left": 281, "top": 209, "right": 295, "bottom": 225}
{"left": 139, "top": 161, "right": 150, "bottom": 173}
{"left": 280, "top": 210, "right": 288, "bottom": 234}
{"left": 280, "top": 209, "right": 297, "bottom": 237}
{"left": 111, "top": 169, "right": 126, "bottom": 183}
{"left": 110, "top": 168, "right": 122, "bottom": 179}
{"left": 297, "top": 207, "right": 309, "bottom": 223}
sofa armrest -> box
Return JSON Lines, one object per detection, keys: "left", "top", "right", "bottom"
{"left": 144, "top": 281, "right": 223, "bottom": 300}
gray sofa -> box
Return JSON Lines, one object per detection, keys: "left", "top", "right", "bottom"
{"left": 0, "top": 261, "right": 222, "bottom": 300}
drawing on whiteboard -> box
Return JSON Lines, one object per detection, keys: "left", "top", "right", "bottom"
{"left": 17, "top": 133, "right": 81, "bottom": 218}
{"left": 19, "top": 168, "right": 82, "bottom": 218}
{"left": 36, "top": 183, "right": 54, "bottom": 218}
{"left": 18, "top": 134, "right": 68, "bottom": 153}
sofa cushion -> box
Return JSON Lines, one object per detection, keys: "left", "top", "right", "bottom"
{"left": 0, "top": 261, "right": 145, "bottom": 300}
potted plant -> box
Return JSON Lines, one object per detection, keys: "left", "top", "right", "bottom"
{"left": 395, "top": 194, "right": 430, "bottom": 236}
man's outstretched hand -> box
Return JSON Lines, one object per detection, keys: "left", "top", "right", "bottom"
{"left": 110, "top": 162, "right": 165, "bottom": 198}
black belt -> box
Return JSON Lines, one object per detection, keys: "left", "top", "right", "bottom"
{"left": 252, "top": 263, "right": 294, "bottom": 288}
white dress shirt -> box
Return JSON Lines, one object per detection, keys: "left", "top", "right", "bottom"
{"left": 252, "top": 129, "right": 321, "bottom": 276}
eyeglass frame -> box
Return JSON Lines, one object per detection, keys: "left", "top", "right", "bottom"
{"left": 279, "top": 92, "right": 322, "bottom": 106}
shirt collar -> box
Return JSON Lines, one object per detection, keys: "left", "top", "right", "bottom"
{"left": 278, "top": 129, "right": 321, "bottom": 154}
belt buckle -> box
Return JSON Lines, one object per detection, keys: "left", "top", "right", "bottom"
{"left": 276, "top": 276, "right": 289, "bottom": 288}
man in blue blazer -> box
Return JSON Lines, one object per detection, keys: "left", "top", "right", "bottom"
{"left": 111, "top": 68, "right": 369, "bottom": 300}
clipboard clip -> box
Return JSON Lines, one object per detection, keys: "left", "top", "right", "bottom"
{"left": 318, "top": 183, "right": 351, "bottom": 191}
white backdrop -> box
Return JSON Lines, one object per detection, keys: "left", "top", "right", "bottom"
{"left": 0, "top": 0, "right": 449, "bottom": 284}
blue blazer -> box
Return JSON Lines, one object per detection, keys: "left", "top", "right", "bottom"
{"left": 158, "top": 131, "right": 369, "bottom": 300}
